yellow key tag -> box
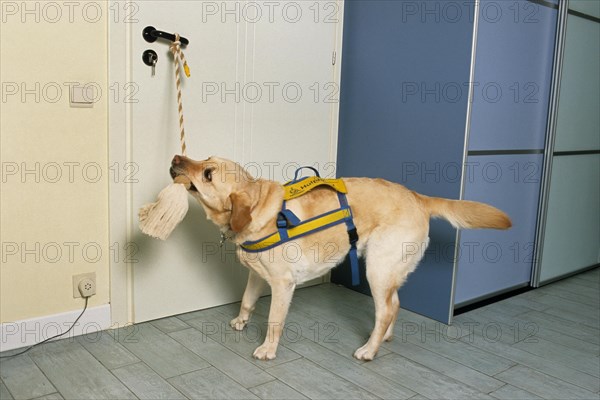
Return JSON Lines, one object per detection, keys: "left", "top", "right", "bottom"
{"left": 183, "top": 62, "right": 191, "bottom": 78}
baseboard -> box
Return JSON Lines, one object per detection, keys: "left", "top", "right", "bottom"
{"left": 0, "top": 303, "right": 111, "bottom": 353}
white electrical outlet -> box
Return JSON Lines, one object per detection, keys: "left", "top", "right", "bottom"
{"left": 73, "top": 273, "right": 96, "bottom": 298}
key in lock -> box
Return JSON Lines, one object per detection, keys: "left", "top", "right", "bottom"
{"left": 142, "top": 49, "right": 158, "bottom": 77}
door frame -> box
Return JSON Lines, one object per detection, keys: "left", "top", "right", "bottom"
{"left": 108, "top": 10, "right": 133, "bottom": 327}
{"left": 108, "top": 1, "right": 346, "bottom": 327}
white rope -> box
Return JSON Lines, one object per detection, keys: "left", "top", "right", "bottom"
{"left": 138, "top": 34, "right": 191, "bottom": 240}
{"left": 169, "top": 33, "right": 190, "bottom": 156}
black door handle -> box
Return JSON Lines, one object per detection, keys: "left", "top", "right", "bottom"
{"left": 143, "top": 26, "right": 189, "bottom": 46}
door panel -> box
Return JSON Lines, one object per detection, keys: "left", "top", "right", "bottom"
{"left": 540, "top": 155, "right": 600, "bottom": 282}
{"left": 246, "top": 2, "right": 340, "bottom": 180}
{"left": 554, "top": 15, "right": 600, "bottom": 152}
{"left": 333, "top": 0, "right": 474, "bottom": 323}
{"left": 468, "top": 0, "right": 557, "bottom": 151}
{"left": 132, "top": 2, "right": 246, "bottom": 323}
{"left": 129, "top": 1, "right": 341, "bottom": 322}
{"left": 454, "top": 154, "right": 543, "bottom": 306}
{"left": 537, "top": 10, "right": 600, "bottom": 283}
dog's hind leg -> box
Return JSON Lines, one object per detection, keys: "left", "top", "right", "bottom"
{"left": 354, "top": 266, "right": 400, "bottom": 361}
{"left": 354, "top": 234, "right": 426, "bottom": 361}
{"left": 231, "top": 271, "right": 266, "bottom": 331}
{"left": 383, "top": 290, "right": 400, "bottom": 342}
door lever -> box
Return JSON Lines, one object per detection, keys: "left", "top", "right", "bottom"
{"left": 143, "top": 26, "right": 189, "bottom": 46}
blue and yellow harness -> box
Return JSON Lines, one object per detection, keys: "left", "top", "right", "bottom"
{"left": 240, "top": 167, "right": 360, "bottom": 285}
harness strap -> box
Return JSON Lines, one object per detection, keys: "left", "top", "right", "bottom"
{"left": 283, "top": 176, "right": 348, "bottom": 201}
{"left": 240, "top": 169, "right": 361, "bottom": 286}
{"left": 338, "top": 193, "right": 360, "bottom": 286}
{"left": 242, "top": 207, "right": 352, "bottom": 252}
{"left": 278, "top": 209, "right": 301, "bottom": 228}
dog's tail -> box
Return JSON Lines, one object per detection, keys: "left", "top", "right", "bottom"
{"left": 416, "top": 194, "right": 512, "bottom": 230}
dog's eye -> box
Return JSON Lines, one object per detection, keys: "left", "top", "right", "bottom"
{"left": 203, "top": 168, "right": 213, "bottom": 182}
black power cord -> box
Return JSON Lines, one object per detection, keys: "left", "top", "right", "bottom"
{"left": 0, "top": 296, "right": 89, "bottom": 359}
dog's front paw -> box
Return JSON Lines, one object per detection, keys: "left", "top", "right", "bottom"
{"left": 230, "top": 316, "right": 248, "bottom": 331}
{"left": 253, "top": 343, "right": 277, "bottom": 360}
{"left": 353, "top": 344, "right": 377, "bottom": 361}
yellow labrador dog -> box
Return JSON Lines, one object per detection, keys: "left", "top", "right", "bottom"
{"left": 170, "top": 155, "right": 511, "bottom": 361}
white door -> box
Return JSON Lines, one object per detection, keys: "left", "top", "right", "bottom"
{"left": 112, "top": 1, "right": 343, "bottom": 323}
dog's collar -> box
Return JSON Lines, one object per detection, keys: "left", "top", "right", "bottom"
{"left": 220, "top": 230, "right": 235, "bottom": 247}
{"left": 219, "top": 232, "right": 233, "bottom": 247}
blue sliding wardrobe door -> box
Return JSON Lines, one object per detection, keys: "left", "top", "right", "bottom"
{"left": 332, "top": 1, "right": 474, "bottom": 323}
{"left": 453, "top": 0, "right": 557, "bottom": 306}
{"left": 538, "top": 4, "right": 600, "bottom": 283}
{"left": 455, "top": 154, "right": 544, "bottom": 305}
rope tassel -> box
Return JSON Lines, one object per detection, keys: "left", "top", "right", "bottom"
{"left": 138, "top": 34, "right": 192, "bottom": 240}
{"left": 139, "top": 176, "right": 191, "bottom": 240}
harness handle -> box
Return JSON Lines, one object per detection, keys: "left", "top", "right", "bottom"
{"left": 292, "top": 166, "right": 320, "bottom": 182}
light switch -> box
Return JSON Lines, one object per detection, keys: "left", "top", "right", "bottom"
{"left": 70, "top": 86, "right": 94, "bottom": 108}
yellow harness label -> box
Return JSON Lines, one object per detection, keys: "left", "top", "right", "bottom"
{"left": 283, "top": 176, "right": 347, "bottom": 200}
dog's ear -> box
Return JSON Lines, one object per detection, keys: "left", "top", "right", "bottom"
{"left": 229, "top": 191, "right": 253, "bottom": 233}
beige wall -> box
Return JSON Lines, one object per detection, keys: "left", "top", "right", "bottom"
{"left": 1, "top": 1, "right": 109, "bottom": 322}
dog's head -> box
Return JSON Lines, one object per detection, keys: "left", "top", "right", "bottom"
{"left": 170, "top": 155, "right": 260, "bottom": 233}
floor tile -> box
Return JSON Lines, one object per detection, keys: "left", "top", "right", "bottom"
{"left": 248, "top": 380, "right": 308, "bottom": 400}
{"left": 266, "top": 358, "right": 378, "bottom": 399}
{"left": 542, "top": 306, "right": 600, "bottom": 329}
{"left": 459, "top": 306, "right": 600, "bottom": 355}
{"left": 0, "top": 355, "right": 56, "bottom": 399}
{"left": 364, "top": 353, "right": 492, "bottom": 400}
{"left": 526, "top": 284, "right": 598, "bottom": 307}
{"left": 170, "top": 328, "right": 275, "bottom": 388}
{"left": 168, "top": 367, "right": 258, "bottom": 399}
{"left": 532, "top": 293, "right": 599, "bottom": 319}
{"left": 31, "top": 393, "right": 64, "bottom": 400}
{"left": 400, "top": 327, "right": 516, "bottom": 376}
{"left": 459, "top": 327, "right": 600, "bottom": 392}
{"left": 150, "top": 317, "right": 190, "bottom": 334}
{"left": 551, "top": 280, "right": 599, "bottom": 300}
{"left": 494, "top": 364, "right": 598, "bottom": 399}
{"left": 112, "top": 362, "right": 186, "bottom": 399}
{"left": 285, "top": 338, "right": 415, "bottom": 399}
{"left": 184, "top": 308, "right": 302, "bottom": 368}
{"left": 76, "top": 331, "right": 139, "bottom": 370}
{"left": 517, "top": 310, "right": 599, "bottom": 345}
{"left": 489, "top": 384, "right": 542, "bottom": 400}
{"left": 0, "top": 381, "right": 14, "bottom": 400}
{"left": 29, "top": 340, "right": 135, "bottom": 400}
{"left": 512, "top": 335, "right": 599, "bottom": 377}
{"left": 116, "top": 323, "right": 209, "bottom": 378}
{"left": 381, "top": 336, "right": 505, "bottom": 393}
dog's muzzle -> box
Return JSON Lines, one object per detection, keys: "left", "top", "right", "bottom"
{"left": 169, "top": 165, "right": 198, "bottom": 192}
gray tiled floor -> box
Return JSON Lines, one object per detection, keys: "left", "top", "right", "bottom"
{"left": 1, "top": 268, "right": 598, "bottom": 400}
